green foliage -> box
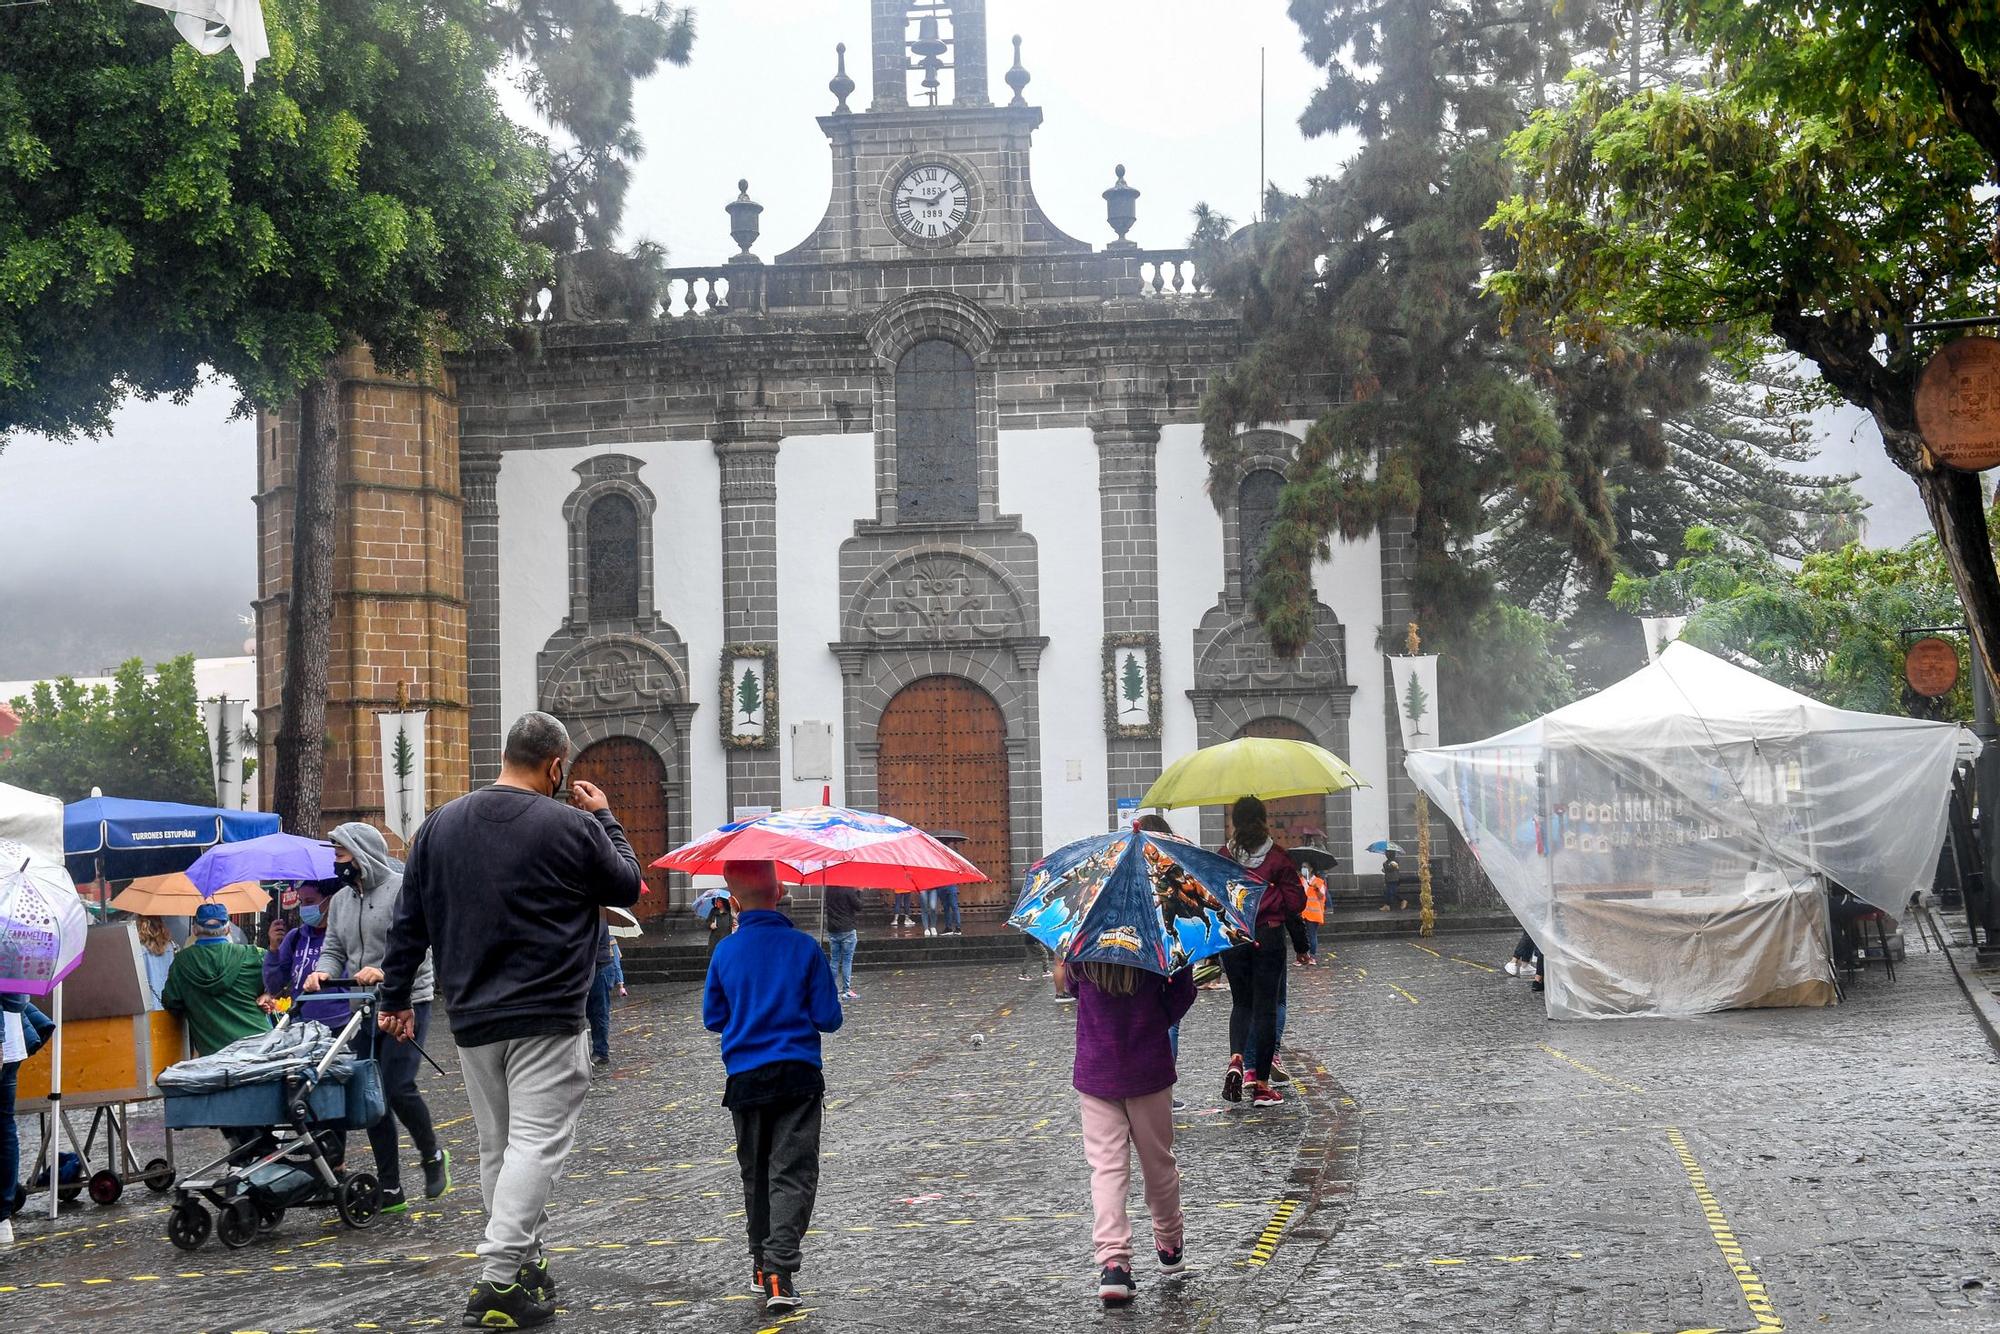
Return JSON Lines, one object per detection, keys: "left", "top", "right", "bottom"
{"left": 1435, "top": 601, "right": 1577, "bottom": 742}
{"left": 736, "top": 667, "right": 762, "bottom": 725}
{"left": 0, "top": 0, "right": 548, "bottom": 439}
{"left": 1120, "top": 653, "right": 1146, "bottom": 713}
{"left": 1609, "top": 526, "right": 1970, "bottom": 718}
{"left": 0, "top": 656, "right": 215, "bottom": 803}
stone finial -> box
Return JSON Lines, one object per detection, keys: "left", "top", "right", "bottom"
{"left": 1103, "top": 164, "right": 1140, "bottom": 249}
{"left": 830, "top": 42, "right": 855, "bottom": 113}
{"left": 726, "top": 179, "right": 763, "bottom": 263}
{"left": 1005, "top": 34, "right": 1030, "bottom": 105}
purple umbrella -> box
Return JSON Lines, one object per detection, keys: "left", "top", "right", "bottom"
{"left": 185, "top": 831, "right": 336, "bottom": 893}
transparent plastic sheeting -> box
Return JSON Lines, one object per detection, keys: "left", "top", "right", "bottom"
{"left": 1405, "top": 643, "right": 1967, "bottom": 1019}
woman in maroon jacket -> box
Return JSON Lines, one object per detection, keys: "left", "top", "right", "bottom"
{"left": 1218, "top": 796, "right": 1305, "bottom": 1107}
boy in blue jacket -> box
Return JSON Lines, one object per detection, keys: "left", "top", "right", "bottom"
{"left": 703, "top": 860, "right": 842, "bottom": 1314}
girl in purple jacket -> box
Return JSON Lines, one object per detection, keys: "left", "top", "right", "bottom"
{"left": 1058, "top": 956, "right": 1197, "bottom": 1307}
{"left": 259, "top": 880, "right": 349, "bottom": 1028}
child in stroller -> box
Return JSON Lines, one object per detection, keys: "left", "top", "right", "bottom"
{"left": 158, "top": 979, "right": 388, "bottom": 1251}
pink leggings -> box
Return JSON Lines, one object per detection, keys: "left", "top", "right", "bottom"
{"left": 1078, "top": 1088, "right": 1184, "bottom": 1269}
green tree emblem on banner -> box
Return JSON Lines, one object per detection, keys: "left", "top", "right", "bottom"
{"left": 1403, "top": 671, "right": 1431, "bottom": 741}
{"left": 1120, "top": 653, "right": 1146, "bottom": 717}
{"left": 737, "top": 667, "right": 763, "bottom": 726}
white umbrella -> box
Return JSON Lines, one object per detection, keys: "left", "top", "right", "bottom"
{"left": 606, "top": 906, "right": 643, "bottom": 939}
{"left": 0, "top": 837, "right": 90, "bottom": 1220}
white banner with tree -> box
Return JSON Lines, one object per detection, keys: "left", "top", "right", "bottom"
{"left": 378, "top": 710, "right": 428, "bottom": 844}
{"left": 201, "top": 697, "right": 245, "bottom": 810}
{"left": 1390, "top": 655, "right": 1440, "bottom": 750}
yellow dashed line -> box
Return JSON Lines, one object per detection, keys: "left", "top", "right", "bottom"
{"left": 1409, "top": 943, "right": 1442, "bottom": 958}
{"left": 1386, "top": 983, "right": 1420, "bottom": 1005}
{"left": 1666, "top": 1127, "right": 1783, "bottom": 1333}
{"left": 1539, "top": 1044, "right": 1649, "bottom": 1096}
{"left": 1243, "top": 1196, "right": 1298, "bottom": 1268}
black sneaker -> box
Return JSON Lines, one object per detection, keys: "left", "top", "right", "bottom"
{"left": 423, "top": 1149, "right": 454, "bottom": 1200}
{"left": 760, "top": 1269, "right": 800, "bottom": 1312}
{"left": 751, "top": 1256, "right": 764, "bottom": 1292}
{"left": 462, "top": 1279, "right": 554, "bottom": 1328}
{"left": 1222, "top": 1060, "right": 1244, "bottom": 1104}
{"left": 1157, "top": 1245, "right": 1186, "bottom": 1274}
{"left": 514, "top": 1256, "right": 555, "bottom": 1301}
{"left": 378, "top": 1185, "right": 409, "bottom": 1215}
{"left": 1098, "top": 1264, "right": 1136, "bottom": 1305}
{"left": 590, "top": 1053, "right": 610, "bottom": 1067}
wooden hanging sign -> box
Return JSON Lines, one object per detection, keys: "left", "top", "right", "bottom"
{"left": 1915, "top": 336, "right": 2000, "bottom": 471}
{"left": 1903, "top": 636, "right": 1961, "bottom": 698}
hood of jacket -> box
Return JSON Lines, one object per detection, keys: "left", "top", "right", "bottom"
{"left": 329, "top": 821, "right": 404, "bottom": 893}
{"left": 175, "top": 939, "right": 262, "bottom": 988}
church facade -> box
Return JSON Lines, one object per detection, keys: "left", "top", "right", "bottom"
{"left": 255, "top": 0, "right": 1418, "bottom": 917}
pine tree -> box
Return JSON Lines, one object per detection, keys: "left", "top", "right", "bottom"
{"left": 391, "top": 723, "right": 417, "bottom": 838}
{"left": 737, "top": 668, "right": 762, "bottom": 726}
{"left": 1402, "top": 670, "right": 1431, "bottom": 739}
{"left": 1119, "top": 653, "right": 1146, "bottom": 716}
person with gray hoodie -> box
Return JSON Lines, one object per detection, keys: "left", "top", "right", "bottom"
{"left": 307, "top": 821, "right": 449, "bottom": 1211}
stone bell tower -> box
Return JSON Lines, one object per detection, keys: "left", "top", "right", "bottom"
{"left": 870, "top": 0, "right": 990, "bottom": 109}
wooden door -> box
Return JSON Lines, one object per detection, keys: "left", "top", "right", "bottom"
{"left": 569, "top": 736, "right": 671, "bottom": 915}
{"left": 1231, "top": 717, "right": 1328, "bottom": 849}
{"left": 876, "top": 676, "right": 1010, "bottom": 906}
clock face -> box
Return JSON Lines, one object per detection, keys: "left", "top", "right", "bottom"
{"left": 891, "top": 163, "right": 972, "bottom": 243}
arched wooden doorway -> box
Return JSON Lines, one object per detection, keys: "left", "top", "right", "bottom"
{"left": 1230, "top": 717, "right": 1328, "bottom": 849}
{"left": 568, "top": 735, "right": 671, "bottom": 915}
{"left": 876, "top": 675, "right": 1010, "bottom": 907}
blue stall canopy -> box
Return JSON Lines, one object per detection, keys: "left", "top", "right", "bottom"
{"left": 64, "top": 795, "right": 280, "bottom": 884}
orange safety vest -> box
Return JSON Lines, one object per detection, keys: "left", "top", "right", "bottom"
{"left": 1302, "top": 871, "right": 1327, "bottom": 924}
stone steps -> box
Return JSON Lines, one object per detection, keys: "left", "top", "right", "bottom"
{"left": 618, "top": 911, "right": 1520, "bottom": 984}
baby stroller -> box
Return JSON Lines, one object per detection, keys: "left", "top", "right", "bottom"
{"left": 158, "top": 981, "right": 387, "bottom": 1251}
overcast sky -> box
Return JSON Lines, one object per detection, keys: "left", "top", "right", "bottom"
{"left": 0, "top": 0, "right": 1926, "bottom": 679}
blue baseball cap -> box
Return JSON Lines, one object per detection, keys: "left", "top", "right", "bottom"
{"left": 193, "top": 902, "right": 231, "bottom": 927}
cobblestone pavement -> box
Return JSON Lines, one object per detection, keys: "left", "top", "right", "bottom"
{"left": 2, "top": 931, "right": 1995, "bottom": 1333}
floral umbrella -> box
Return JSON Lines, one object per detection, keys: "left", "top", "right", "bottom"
{"left": 1009, "top": 829, "right": 1264, "bottom": 976}
{"left": 657, "top": 805, "right": 981, "bottom": 891}
{"left": 0, "top": 838, "right": 89, "bottom": 995}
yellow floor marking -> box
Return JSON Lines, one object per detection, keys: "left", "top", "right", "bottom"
{"left": 1387, "top": 983, "right": 1420, "bottom": 1005}
{"left": 1410, "top": 943, "right": 1442, "bottom": 958}
{"left": 1243, "top": 1197, "right": 1299, "bottom": 1268}
{"left": 1449, "top": 955, "right": 1500, "bottom": 973}
{"left": 1539, "top": 1044, "right": 1649, "bottom": 1096}
{"left": 1666, "top": 1127, "right": 1783, "bottom": 1333}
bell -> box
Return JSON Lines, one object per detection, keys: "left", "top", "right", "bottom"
{"left": 910, "top": 16, "right": 947, "bottom": 58}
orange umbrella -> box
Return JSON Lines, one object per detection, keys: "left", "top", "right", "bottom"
{"left": 109, "top": 873, "right": 267, "bottom": 916}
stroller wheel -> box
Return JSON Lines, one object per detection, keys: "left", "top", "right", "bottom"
{"left": 337, "top": 1172, "right": 381, "bottom": 1229}
{"left": 167, "top": 1201, "right": 211, "bottom": 1251}
{"left": 142, "top": 1158, "right": 175, "bottom": 1193}
{"left": 88, "top": 1170, "right": 124, "bottom": 1206}
{"left": 217, "top": 1198, "right": 259, "bottom": 1249}
{"left": 254, "top": 1199, "right": 286, "bottom": 1233}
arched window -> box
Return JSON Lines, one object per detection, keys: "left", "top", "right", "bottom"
{"left": 586, "top": 492, "right": 640, "bottom": 621}
{"left": 1238, "top": 468, "right": 1285, "bottom": 594}
{"left": 895, "top": 339, "right": 978, "bottom": 522}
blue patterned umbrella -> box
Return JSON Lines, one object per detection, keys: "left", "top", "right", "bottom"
{"left": 1008, "top": 831, "right": 1264, "bottom": 976}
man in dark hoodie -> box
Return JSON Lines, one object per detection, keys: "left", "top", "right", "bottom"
{"left": 380, "top": 711, "right": 643, "bottom": 1330}
{"left": 160, "top": 902, "right": 269, "bottom": 1056}
{"left": 308, "top": 821, "right": 447, "bottom": 1212}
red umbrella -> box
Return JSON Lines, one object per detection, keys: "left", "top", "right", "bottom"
{"left": 656, "top": 804, "right": 981, "bottom": 890}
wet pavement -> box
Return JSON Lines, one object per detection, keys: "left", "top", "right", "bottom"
{"left": 3, "top": 931, "right": 1996, "bottom": 1333}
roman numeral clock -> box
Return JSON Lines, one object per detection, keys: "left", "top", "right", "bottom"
{"left": 889, "top": 162, "right": 974, "bottom": 246}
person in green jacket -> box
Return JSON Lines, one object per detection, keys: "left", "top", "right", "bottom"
{"left": 160, "top": 902, "right": 271, "bottom": 1056}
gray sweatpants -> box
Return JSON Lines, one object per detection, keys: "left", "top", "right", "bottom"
{"left": 458, "top": 1030, "right": 591, "bottom": 1283}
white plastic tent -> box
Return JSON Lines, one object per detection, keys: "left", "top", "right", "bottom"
{"left": 0, "top": 781, "right": 63, "bottom": 861}
{"left": 1406, "top": 643, "right": 1966, "bottom": 1019}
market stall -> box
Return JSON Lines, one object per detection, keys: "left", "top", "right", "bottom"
{"left": 1405, "top": 643, "right": 1965, "bottom": 1019}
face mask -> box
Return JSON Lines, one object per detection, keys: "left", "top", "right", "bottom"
{"left": 335, "top": 862, "right": 363, "bottom": 888}
{"left": 549, "top": 760, "right": 566, "bottom": 797}
{"left": 298, "top": 904, "right": 324, "bottom": 927}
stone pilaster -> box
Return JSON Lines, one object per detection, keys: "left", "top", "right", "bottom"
{"left": 462, "top": 448, "right": 502, "bottom": 785}
{"left": 1379, "top": 511, "right": 1419, "bottom": 851}
{"left": 1091, "top": 364, "right": 1165, "bottom": 821}
{"left": 715, "top": 410, "right": 784, "bottom": 815}
{"left": 253, "top": 346, "right": 468, "bottom": 845}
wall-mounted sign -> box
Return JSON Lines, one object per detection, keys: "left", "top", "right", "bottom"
{"left": 1915, "top": 336, "right": 2000, "bottom": 472}
{"left": 1904, "top": 636, "right": 1961, "bottom": 698}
